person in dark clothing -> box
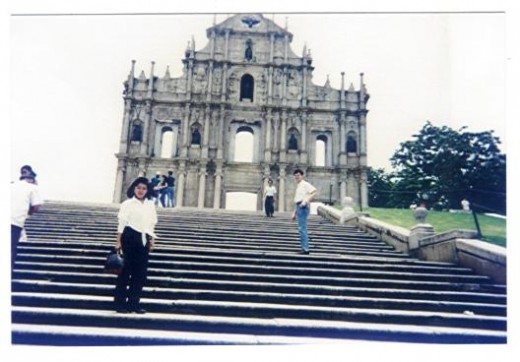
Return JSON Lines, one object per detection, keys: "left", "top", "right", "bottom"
{"left": 165, "top": 171, "right": 175, "bottom": 207}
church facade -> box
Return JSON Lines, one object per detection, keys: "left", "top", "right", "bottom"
{"left": 113, "top": 14, "right": 369, "bottom": 211}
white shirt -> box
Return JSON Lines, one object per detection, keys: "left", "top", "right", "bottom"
{"left": 294, "top": 180, "right": 317, "bottom": 203}
{"left": 11, "top": 180, "right": 43, "bottom": 227}
{"left": 118, "top": 197, "right": 158, "bottom": 246}
{"left": 264, "top": 185, "right": 277, "bottom": 197}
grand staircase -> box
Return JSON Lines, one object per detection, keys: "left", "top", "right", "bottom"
{"left": 11, "top": 201, "right": 507, "bottom": 345}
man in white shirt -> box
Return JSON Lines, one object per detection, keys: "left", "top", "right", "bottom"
{"left": 291, "top": 169, "right": 317, "bottom": 254}
{"left": 11, "top": 169, "right": 43, "bottom": 270}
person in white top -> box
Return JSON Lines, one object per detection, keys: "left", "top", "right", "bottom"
{"left": 291, "top": 169, "right": 317, "bottom": 254}
{"left": 11, "top": 167, "right": 43, "bottom": 271}
{"left": 114, "top": 177, "right": 158, "bottom": 314}
{"left": 461, "top": 198, "right": 471, "bottom": 212}
{"left": 263, "top": 179, "right": 277, "bottom": 217}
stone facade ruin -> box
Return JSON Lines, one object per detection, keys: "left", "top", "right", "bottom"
{"left": 113, "top": 14, "right": 369, "bottom": 211}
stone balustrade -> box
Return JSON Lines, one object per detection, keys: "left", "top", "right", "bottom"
{"left": 317, "top": 204, "right": 506, "bottom": 284}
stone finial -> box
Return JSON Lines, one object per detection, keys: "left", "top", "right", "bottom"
{"left": 324, "top": 74, "right": 331, "bottom": 88}
{"left": 413, "top": 205, "right": 428, "bottom": 224}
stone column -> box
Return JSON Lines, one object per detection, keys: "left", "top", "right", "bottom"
{"left": 216, "top": 105, "right": 225, "bottom": 159}
{"left": 282, "top": 68, "right": 288, "bottom": 106}
{"left": 221, "top": 64, "right": 228, "bottom": 103}
{"left": 278, "top": 167, "right": 286, "bottom": 212}
{"left": 113, "top": 161, "right": 125, "bottom": 203}
{"left": 283, "top": 34, "right": 288, "bottom": 63}
{"left": 119, "top": 99, "right": 132, "bottom": 153}
{"left": 339, "top": 115, "right": 347, "bottom": 165}
{"left": 206, "top": 62, "right": 213, "bottom": 102}
{"left": 302, "top": 67, "right": 308, "bottom": 107}
{"left": 300, "top": 113, "right": 308, "bottom": 164}
{"left": 279, "top": 111, "right": 287, "bottom": 162}
{"left": 359, "top": 113, "right": 367, "bottom": 166}
{"left": 269, "top": 33, "right": 274, "bottom": 62}
{"left": 340, "top": 177, "right": 347, "bottom": 201}
{"left": 198, "top": 163, "right": 207, "bottom": 208}
{"left": 210, "top": 30, "right": 216, "bottom": 58}
{"left": 141, "top": 101, "right": 152, "bottom": 155}
{"left": 272, "top": 112, "right": 279, "bottom": 153}
{"left": 340, "top": 71, "right": 345, "bottom": 109}
{"left": 202, "top": 106, "right": 210, "bottom": 158}
{"left": 224, "top": 29, "right": 230, "bottom": 59}
{"left": 264, "top": 110, "right": 272, "bottom": 162}
{"left": 187, "top": 59, "right": 194, "bottom": 99}
{"left": 347, "top": 172, "right": 356, "bottom": 201}
{"left": 181, "top": 105, "right": 190, "bottom": 157}
{"left": 176, "top": 162, "right": 186, "bottom": 207}
{"left": 267, "top": 67, "right": 273, "bottom": 104}
{"left": 213, "top": 161, "right": 223, "bottom": 209}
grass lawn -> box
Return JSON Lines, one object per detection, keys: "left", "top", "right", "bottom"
{"left": 345, "top": 207, "right": 506, "bottom": 247}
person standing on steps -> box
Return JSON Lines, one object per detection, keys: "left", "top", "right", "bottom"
{"left": 291, "top": 169, "right": 317, "bottom": 255}
{"left": 11, "top": 166, "right": 42, "bottom": 272}
{"left": 114, "top": 177, "right": 157, "bottom": 314}
{"left": 263, "top": 179, "right": 277, "bottom": 217}
{"left": 165, "top": 170, "right": 176, "bottom": 207}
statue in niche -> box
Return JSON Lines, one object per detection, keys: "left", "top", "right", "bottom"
{"left": 346, "top": 134, "right": 357, "bottom": 153}
{"left": 131, "top": 122, "right": 142, "bottom": 142}
{"left": 288, "top": 134, "right": 298, "bottom": 150}
{"left": 245, "top": 39, "right": 253, "bottom": 62}
{"left": 191, "top": 128, "right": 201, "bottom": 145}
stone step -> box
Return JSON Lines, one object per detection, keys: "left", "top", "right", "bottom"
{"left": 11, "top": 323, "right": 347, "bottom": 346}
{"left": 12, "top": 279, "right": 506, "bottom": 306}
{"left": 17, "top": 239, "right": 469, "bottom": 269}
{"left": 23, "top": 230, "right": 395, "bottom": 253}
{"left": 11, "top": 283, "right": 506, "bottom": 316}
{"left": 12, "top": 268, "right": 505, "bottom": 294}
{"left": 12, "top": 306, "right": 506, "bottom": 344}
{"left": 16, "top": 247, "right": 478, "bottom": 275}
{"left": 13, "top": 258, "right": 494, "bottom": 285}
{"left": 11, "top": 292, "right": 507, "bottom": 330}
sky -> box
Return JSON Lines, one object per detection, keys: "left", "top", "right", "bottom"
{"left": 3, "top": 1, "right": 520, "bottom": 360}
{"left": 8, "top": 4, "right": 510, "bottom": 204}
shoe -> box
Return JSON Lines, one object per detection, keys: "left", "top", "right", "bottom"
{"left": 299, "top": 250, "right": 310, "bottom": 255}
{"left": 116, "top": 307, "right": 129, "bottom": 314}
{"left": 131, "top": 307, "right": 147, "bottom": 314}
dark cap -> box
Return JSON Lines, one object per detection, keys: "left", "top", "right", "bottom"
{"left": 21, "top": 165, "right": 37, "bottom": 178}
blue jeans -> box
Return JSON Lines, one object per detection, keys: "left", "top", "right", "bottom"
{"left": 296, "top": 204, "right": 310, "bottom": 252}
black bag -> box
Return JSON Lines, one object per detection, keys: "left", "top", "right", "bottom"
{"left": 104, "top": 249, "right": 124, "bottom": 275}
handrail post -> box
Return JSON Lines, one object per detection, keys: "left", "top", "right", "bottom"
{"left": 471, "top": 209, "right": 483, "bottom": 239}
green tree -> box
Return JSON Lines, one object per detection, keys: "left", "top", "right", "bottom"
{"left": 390, "top": 121, "right": 506, "bottom": 213}
{"left": 367, "top": 168, "right": 394, "bottom": 207}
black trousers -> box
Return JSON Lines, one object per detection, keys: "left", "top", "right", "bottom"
{"left": 114, "top": 227, "right": 150, "bottom": 309}
{"left": 265, "top": 196, "right": 275, "bottom": 216}
{"left": 11, "top": 225, "right": 23, "bottom": 271}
